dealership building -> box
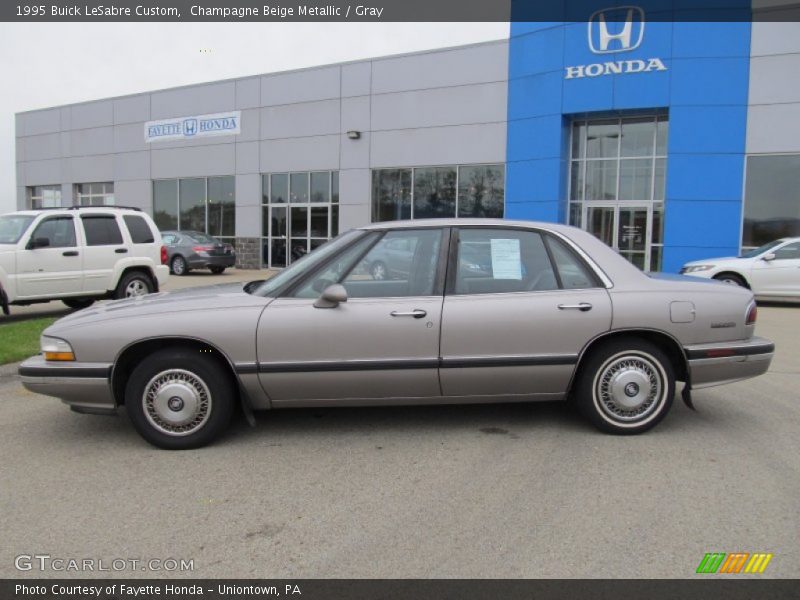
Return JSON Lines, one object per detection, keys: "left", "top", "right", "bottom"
{"left": 14, "top": 3, "right": 800, "bottom": 272}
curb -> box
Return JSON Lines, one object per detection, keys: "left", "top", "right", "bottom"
{"left": 0, "top": 361, "right": 22, "bottom": 378}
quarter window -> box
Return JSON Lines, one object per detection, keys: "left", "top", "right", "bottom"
{"left": 30, "top": 217, "right": 76, "bottom": 248}
{"left": 81, "top": 216, "right": 123, "bottom": 246}
{"left": 123, "top": 215, "right": 156, "bottom": 244}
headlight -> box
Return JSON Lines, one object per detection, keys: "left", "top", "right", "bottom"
{"left": 40, "top": 336, "right": 75, "bottom": 361}
{"left": 683, "top": 265, "right": 715, "bottom": 273}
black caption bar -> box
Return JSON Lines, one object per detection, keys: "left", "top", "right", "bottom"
{"left": 3, "top": 579, "right": 800, "bottom": 600}
{"left": 3, "top": 0, "right": 800, "bottom": 22}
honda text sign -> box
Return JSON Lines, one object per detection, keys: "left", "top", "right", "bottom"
{"left": 144, "top": 111, "right": 241, "bottom": 143}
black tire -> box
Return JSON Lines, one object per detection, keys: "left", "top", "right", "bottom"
{"left": 574, "top": 337, "right": 675, "bottom": 435}
{"left": 713, "top": 273, "right": 746, "bottom": 287}
{"left": 171, "top": 255, "right": 188, "bottom": 276}
{"left": 114, "top": 271, "right": 154, "bottom": 299}
{"left": 370, "top": 261, "right": 388, "bottom": 280}
{"left": 124, "top": 348, "right": 235, "bottom": 449}
{"left": 209, "top": 266, "right": 226, "bottom": 275}
{"left": 63, "top": 298, "right": 95, "bottom": 310}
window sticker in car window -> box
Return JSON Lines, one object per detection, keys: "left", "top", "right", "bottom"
{"left": 490, "top": 238, "right": 522, "bottom": 280}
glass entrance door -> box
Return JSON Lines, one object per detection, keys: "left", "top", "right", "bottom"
{"left": 585, "top": 204, "right": 652, "bottom": 271}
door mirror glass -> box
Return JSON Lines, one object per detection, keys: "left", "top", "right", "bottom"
{"left": 762, "top": 252, "right": 776, "bottom": 262}
{"left": 314, "top": 284, "right": 348, "bottom": 309}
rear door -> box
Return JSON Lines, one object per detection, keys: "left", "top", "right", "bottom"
{"left": 16, "top": 215, "right": 83, "bottom": 298}
{"left": 439, "top": 227, "right": 612, "bottom": 398}
{"left": 80, "top": 214, "right": 128, "bottom": 293}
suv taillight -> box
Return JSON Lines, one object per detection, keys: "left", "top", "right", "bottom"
{"left": 746, "top": 302, "right": 758, "bottom": 325}
{"left": 160, "top": 245, "right": 168, "bottom": 265}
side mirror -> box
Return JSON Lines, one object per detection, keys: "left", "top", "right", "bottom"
{"left": 762, "top": 253, "right": 776, "bottom": 262}
{"left": 27, "top": 236, "right": 50, "bottom": 250}
{"left": 313, "top": 284, "right": 347, "bottom": 309}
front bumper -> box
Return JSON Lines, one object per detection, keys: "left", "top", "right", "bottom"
{"left": 19, "top": 355, "right": 116, "bottom": 415}
{"left": 684, "top": 336, "right": 774, "bottom": 389}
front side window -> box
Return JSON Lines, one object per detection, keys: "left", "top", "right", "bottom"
{"left": 773, "top": 241, "right": 800, "bottom": 260}
{"left": 81, "top": 216, "right": 123, "bottom": 246}
{"left": 30, "top": 217, "right": 76, "bottom": 248}
{"left": 454, "top": 228, "right": 558, "bottom": 295}
{"left": 291, "top": 229, "right": 443, "bottom": 299}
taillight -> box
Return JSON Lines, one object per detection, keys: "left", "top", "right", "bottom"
{"left": 193, "top": 245, "right": 214, "bottom": 252}
{"left": 160, "top": 245, "right": 168, "bottom": 265}
{"left": 746, "top": 302, "right": 757, "bottom": 325}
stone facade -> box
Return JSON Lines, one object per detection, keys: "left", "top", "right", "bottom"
{"left": 235, "top": 237, "right": 261, "bottom": 269}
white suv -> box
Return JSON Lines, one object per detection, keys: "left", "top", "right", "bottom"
{"left": 0, "top": 206, "right": 169, "bottom": 315}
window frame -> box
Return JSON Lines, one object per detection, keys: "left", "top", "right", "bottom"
{"left": 29, "top": 216, "right": 77, "bottom": 249}
{"left": 444, "top": 225, "right": 605, "bottom": 296}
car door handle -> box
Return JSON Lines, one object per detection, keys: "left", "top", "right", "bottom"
{"left": 115, "top": 248, "right": 128, "bottom": 254}
{"left": 390, "top": 309, "right": 427, "bottom": 319}
{"left": 558, "top": 302, "right": 593, "bottom": 312}
{"left": 62, "top": 250, "right": 79, "bottom": 257}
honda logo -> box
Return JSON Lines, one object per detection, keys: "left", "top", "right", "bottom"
{"left": 183, "top": 118, "right": 198, "bottom": 136}
{"left": 588, "top": 6, "right": 645, "bottom": 54}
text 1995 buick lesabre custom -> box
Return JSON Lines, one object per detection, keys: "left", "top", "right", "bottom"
{"left": 20, "top": 219, "right": 774, "bottom": 449}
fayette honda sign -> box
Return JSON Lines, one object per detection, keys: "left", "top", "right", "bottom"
{"left": 565, "top": 6, "right": 667, "bottom": 79}
{"left": 144, "top": 111, "right": 241, "bottom": 142}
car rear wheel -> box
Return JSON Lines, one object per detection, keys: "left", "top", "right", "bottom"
{"left": 63, "top": 298, "right": 95, "bottom": 310}
{"left": 115, "top": 271, "right": 154, "bottom": 299}
{"left": 574, "top": 338, "right": 675, "bottom": 435}
{"left": 124, "top": 348, "right": 235, "bottom": 449}
{"left": 171, "top": 255, "right": 188, "bottom": 276}
{"left": 713, "top": 273, "right": 746, "bottom": 287}
{"left": 209, "top": 266, "right": 226, "bottom": 275}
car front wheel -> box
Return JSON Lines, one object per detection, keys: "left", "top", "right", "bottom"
{"left": 124, "top": 349, "right": 235, "bottom": 449}
{"left": 574, "top": 338, "right": 675, "bottom": 435}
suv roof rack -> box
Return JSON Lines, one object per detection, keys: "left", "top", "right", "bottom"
{"left": 26, "top": 205, "right": 142, "bottom": 212}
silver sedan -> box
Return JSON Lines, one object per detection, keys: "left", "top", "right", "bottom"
{"left": 20, "top": 219, "right": 774, "bottom": 449}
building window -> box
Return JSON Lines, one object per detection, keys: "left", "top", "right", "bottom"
{"left": 75, "top": 182, "right": 115, "bottom": 206}
{"left": 568, "top": 114, "right": 667, "bottom": 272}
{"left": 371, "top": 164, "right": 504, "bottom": 222}
{"left": 152, "top": 177, "right": 236, "bottom": 246}
{"left": 743, "top": 155, "right": 800, "bottom": 249}
{"left": 261, "top": 171, "right": 339, "bottom": 268}
{"left": 27, "top": 185, "right": 61, "bottom": 209}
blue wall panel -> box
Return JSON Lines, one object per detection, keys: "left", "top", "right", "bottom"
{"left": 507, "top": 1, "right": 752, "bottom": 273}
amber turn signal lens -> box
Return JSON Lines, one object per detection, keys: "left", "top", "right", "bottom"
{"left": 44, "top": 351, "right": 76, "bottom": 361}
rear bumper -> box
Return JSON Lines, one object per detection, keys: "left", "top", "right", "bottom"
{"left": 188, "top": 255, "right": 236, "bottom": 269}
{"left": 19, "top": 355, "right": 116, "bottom": 415}
{"left": 684, "top": 336, "right": 774, "bottom": 389}
{"left": 154, "top": 264, "right": 170, "bottom": 287}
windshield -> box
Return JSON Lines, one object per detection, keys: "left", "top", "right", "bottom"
{"left": 252, "top": 229, "right": 365, "bottom": 297}
{"left": 740, "top": 239, "right": 784, "bottom": 258}
{"left": 0, "top": 215, "right": 35, "bottom": 244}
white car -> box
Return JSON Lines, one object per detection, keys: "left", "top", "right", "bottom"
{"left": 681, "top": 237, "right": 800, "bottom": 300}
{"left": 0, "top": 206, "right": 169, "bottom": 315}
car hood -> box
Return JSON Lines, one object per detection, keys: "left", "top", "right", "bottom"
{"left": 49, "top": 282, "right": 270, "bottom": 329}
{"left": 0, "top": 244, "right": 17, "bottom": 253}
{"left": 682, "top": 256, "right": 744, "bottom": 267}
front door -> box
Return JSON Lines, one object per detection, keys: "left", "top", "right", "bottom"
{"left": 585, "top": 204, "right": 652, "bottom": 271}
{"left": 440, "top": 227, "right": 612, "bottom": 398}
{"left": 257, "top": 228, "right": 447, "bottom": 404}
{"left": 16, "top": 216, "right": 83, "bottom": 298}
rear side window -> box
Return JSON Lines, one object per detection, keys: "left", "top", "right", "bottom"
{"left": 123, "top": 215, "right": 156, "bottom": 244}
{"left": 81, "top": 216, "right": 123, "bottom": 246}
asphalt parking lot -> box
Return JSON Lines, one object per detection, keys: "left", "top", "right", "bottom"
{"left": 0, "top": 298, "right": 798, "bottom": 578}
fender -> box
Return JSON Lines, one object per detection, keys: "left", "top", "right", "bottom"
{"left": 108, "top": 257, "right": 159, "bottom": 292}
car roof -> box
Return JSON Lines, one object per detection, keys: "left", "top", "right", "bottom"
{"left": 5, "top": 207, "right": 143, "bottom": 217}
{"left": 359, "top": 218, "right": 580, "bottom": 235}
